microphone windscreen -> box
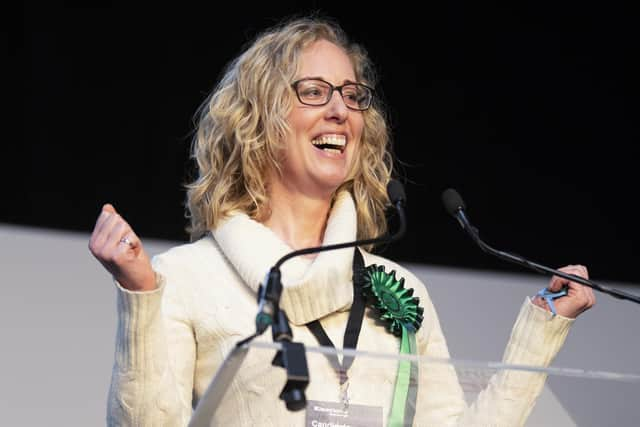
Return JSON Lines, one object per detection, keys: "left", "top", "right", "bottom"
{"left": 442, "top": 188, "right": 466, "bottom": 216}
{"left": 387, "top": 179, "right": 406, "bottom": 205}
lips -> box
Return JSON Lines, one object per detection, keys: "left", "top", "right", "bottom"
{"left": 310, "top": 134, "right": 347, "bottom": 154}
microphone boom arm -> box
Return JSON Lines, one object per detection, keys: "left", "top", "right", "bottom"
{"left": 275, "top": 201, "right": 406, "bottom": 269}
{"left": 449, "top": 193, "right": 640, "bottom": 305}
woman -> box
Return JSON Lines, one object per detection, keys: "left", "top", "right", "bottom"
{"left": 89, "top": 17, "right": 595, "bottom": 426}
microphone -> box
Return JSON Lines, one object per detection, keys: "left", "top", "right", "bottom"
{"left": 255, "top": 179, "right": 408, "bottom": 335}
{"left": 442, "top": 188, "right": 640, "bottom": 305}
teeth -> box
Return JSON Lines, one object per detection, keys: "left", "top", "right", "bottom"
{"left": 311, "top": 135, "right": 346, "bottom": 147}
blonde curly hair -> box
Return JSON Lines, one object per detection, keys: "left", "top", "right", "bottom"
{"left": 186, "top": 16, "right": 394, "bottom": 244}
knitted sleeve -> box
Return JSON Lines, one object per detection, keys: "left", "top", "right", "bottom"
{"left": 106, "top": 254, "right": 196, "bottom": 427}
{"left": 417, "top": 291, "right": 573, "bottom": 427}
{"left": 454, "top": 299, "right": 574, "bottom": 427}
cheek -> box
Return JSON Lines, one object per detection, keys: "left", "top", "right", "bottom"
{"left": 288, "top": 107, "right": 319, "bottom": 135}
{"left": 283, "top": 113, "right": 308, "bottom": 151}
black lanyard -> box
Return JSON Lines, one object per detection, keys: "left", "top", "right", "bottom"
{"left": 305, "top": 248, "right": 366, "bottom": 384}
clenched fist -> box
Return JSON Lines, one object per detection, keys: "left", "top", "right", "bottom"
{"left": 532, "top": 264, "right": 596, "bottom": 318}
{"left": 88, "top": 204, "right": 156, "bottom": 292}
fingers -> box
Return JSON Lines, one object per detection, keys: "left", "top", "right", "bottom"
{"left": 546, "top": 264, "right": 596, "bottom": 317}
{"left": 87, "top": 203, "right": 155, "bottom": 291}
{"left": 548, "top": 264, "right": 589, "bottom": 292}
{"left": 112, "top": 228, "right": 142, "bottom": 261}
{"left": 89, "top": 204, "right": 138, "bottom": 262}
{"left": 531, "top": 295, "right": 549, "bottom": 311}
{"left": 102, "top": 203, "right": 116, "bottom": 214}
{"left": 90, "top": 206, "right": 120, "bottom": 254}
{"left": 104, "top": 220, "right": 132, "bottom": 255}
{"left": 91, "top": 204, "right": 118, "bottom": 244}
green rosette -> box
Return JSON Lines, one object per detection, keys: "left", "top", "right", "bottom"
{"left": 362, "top": 265, "right": 424, "bottom": 336}
{"left": 361, "top": 264, "right": 424, "bottom": 426}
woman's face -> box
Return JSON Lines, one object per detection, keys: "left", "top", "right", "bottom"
{"left": 277, "top": 39, "right": 364, "bottom": 198}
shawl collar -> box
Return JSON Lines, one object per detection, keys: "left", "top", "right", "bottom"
{"left": 212, "top": 191, "right": 357, "bottom": 325}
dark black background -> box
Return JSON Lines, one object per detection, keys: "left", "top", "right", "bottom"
{"left": 6, "top": 2, "right": 639, "bottom": 285}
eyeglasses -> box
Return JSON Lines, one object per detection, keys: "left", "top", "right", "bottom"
{"left": 292, "top": 78, "right": 374, "bottom": 111}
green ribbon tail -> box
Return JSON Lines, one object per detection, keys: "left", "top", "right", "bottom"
{"left": 388, "top": 325, "right": 417, "bottom": 426}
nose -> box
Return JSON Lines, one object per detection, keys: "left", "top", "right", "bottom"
{"left": 324, "top": 89, "right": 349, "bottom": 122}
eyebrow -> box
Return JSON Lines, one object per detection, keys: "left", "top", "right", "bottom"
{"left": 301, "top": 76, "right": 359, "bottom": 85}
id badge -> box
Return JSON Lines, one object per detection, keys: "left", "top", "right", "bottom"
{"left": 305, "top": 400, "right": 382, "bottom": 427}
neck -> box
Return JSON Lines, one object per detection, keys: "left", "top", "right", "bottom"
{"left": 263, "top": 183, "right": 333, "bottom": 252}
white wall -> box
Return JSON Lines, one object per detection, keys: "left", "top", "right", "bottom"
{"left": 1, "top": 224, "right": 638, "bottom": 426}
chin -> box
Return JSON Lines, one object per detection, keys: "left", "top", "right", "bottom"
{"left": 315, "top": 175, "right": 349, "bottom": 195}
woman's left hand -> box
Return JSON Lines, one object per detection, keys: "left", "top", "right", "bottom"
{"left": 532, "top": 265, "right": 596, "bottom": 318}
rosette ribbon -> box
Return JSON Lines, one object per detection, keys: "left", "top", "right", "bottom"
{"left": 362, "top": 265, "right": 424, "bottom": 426}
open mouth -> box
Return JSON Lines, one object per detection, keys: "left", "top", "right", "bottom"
{"left": 311, "top": 135, "right": 346, "bottom": 154}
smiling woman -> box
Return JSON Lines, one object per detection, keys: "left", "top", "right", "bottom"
{"left": 265, "top": 39, "right": 367, "bottom": 246}
{"left": 186, "top": 21, "right": 392, "bottom": 249}
{"left": 88, "top": 15, "right": 595, "bottom": 427}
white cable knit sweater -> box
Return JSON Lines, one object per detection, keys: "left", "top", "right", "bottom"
{"left": 107, "top": 191, "right": 574, "bottom": 426}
